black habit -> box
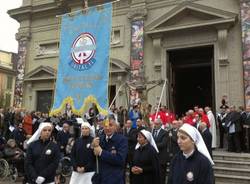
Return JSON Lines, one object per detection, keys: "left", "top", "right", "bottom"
{"left": 131, "top": 143, "right": 160, "bottom": 184}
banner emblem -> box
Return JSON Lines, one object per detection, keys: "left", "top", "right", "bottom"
{"left": 70, "top": 33, "right": 96, "bottom": 71}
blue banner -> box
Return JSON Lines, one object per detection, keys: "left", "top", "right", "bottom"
{"left": 50, "top": 3, "right": 112, "bottom": 115}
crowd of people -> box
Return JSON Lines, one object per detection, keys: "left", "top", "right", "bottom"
{"left": 0, "top": 101, "right": 250, "bottom": 184}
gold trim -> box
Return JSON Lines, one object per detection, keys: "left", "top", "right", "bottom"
{"left": 49, "top": 95, "right": 108, "bottom": 116}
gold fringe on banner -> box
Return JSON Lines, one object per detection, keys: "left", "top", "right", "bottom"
{"left": 49, "top": 95, "right": 109, "bottom": 116}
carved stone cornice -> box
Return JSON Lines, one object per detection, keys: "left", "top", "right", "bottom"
{"left": 16, "top": 32, "right": 31, "bottom": 41}
{"left": 145, "top": 1, "right": 237, "bottom": 36}
{"left": 8, "top": 1, "right": 68, "bottom": 22}
{"left": 128, "top": 0, "right": 147, "bottom": 21}
{"left": 217, "top": 29, "right": 229, "bottom": 66}
{"left": 127, "top": 7, "right": 147, "bottom": 21}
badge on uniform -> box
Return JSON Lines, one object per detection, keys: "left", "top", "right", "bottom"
{"left": 86, "top": 143, "right": 91, "bottom": 149}
{"left": 111, "top": 146, "right": 117, "bottom": 154}
{"left": 45, "top": 149, "right": 52, "bottom": 155}
{"left": 186, "top": 171, "right": 194, "bottom": 181}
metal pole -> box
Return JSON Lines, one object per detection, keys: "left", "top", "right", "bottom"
{"left": 108, "top": 82, "right": 126, "bottom": 110}
{"left": 56, "top": 0, "right": 120, "bottom": 18}
{"left": 155, "top": 79, "right": 167, "bottom": 119}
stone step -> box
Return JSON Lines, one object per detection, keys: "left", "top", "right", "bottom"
{"left": 214, "top": 166, "right": 250, "bottom": 177}
{"left": 215, "top": 174, "right": 250, "bottom": 184}
{"left": 213, "top": 151, "right": 250, "bottom": 162}
{"left": 213, "top": 159, "right": 250, "bottom": 169}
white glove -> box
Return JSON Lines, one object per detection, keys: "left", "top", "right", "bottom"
{"left": 35, "top": 176, "right": 45, "bottom": 184}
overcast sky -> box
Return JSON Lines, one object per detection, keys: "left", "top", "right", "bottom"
{"left": 0, "top": 1, "right": 22, "bottom": 53}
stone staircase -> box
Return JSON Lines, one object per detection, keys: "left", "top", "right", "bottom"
{"left": 213, "top": 150, "right": 250, "bottom": 184}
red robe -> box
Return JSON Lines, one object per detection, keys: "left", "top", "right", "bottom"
{"left": 200, "top": 113, "right": 210, "bottom": 128}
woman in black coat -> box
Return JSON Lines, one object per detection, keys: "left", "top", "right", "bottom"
{"left": 131, "top": 129, "right": 160, "bottom": 184}
{"left": 168, "top": 123, "right": 214, "bottom": 184}
{"left": 69, "top": 120, "right": 95, "bottom": 184}
{"left": 25, "top": 122, "right": 60, "bottom": 184}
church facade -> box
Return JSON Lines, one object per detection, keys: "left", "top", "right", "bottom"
{"left": 8, "top": 0, "right": 244, "bottom": 114}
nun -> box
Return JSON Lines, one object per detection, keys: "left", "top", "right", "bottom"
{"left": 25, "top": 122, "right": 60, "bottom": 184}
{"left": 167, "top": 123, "right": 214, "bottom": 184}
{"left": 69, "top": 119, "right": 95, "bottom": 184}
{"left": 130, "top": 129, "right": 160, "bottom": 184}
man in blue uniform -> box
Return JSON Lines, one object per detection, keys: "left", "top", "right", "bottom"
{"left": 93, "top": 115, "right": 128, "bottom": 184}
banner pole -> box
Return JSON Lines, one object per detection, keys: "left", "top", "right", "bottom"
{"left": 155, "top": 79, "right": 167, "bottom": 119}
{"left": 56, "top": 0, "right": 120, "bottom": 18}
{"left": 108, "top": 82, "right": 126, "bottom": 110}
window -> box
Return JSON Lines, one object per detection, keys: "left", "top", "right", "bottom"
{"left": 5, "top": 93, "right": 11, "bottom": 108}
{"left": 35, "top": 41, "right": 59, "bottom": 59}
{"left": 6, "top": 76, "right": 13, "bottom": 90}
{"left": 111, "top": 26, "right": 124, "bottom": 47}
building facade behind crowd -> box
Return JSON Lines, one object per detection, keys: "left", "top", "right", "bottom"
{"left": 7, "top": 0, "right": 245, "bottom": 118}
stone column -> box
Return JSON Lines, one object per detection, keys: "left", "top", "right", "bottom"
{"left": 240, "top": 0, "right": 250, "bottom": 107}
{"left": 127, "top": 0, "right": 147, "bottom": 105}
{"left": 152, "top": 35, "right": 163, "bottom": 72}
{"left": 216, "top": 28, "right": 229, "bottom": 108}
{"left": 14, "top": 32, "right": 30, "bottom": 108}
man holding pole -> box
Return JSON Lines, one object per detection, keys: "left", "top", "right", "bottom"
{"left": 92, "top": 114, "right": 128, "bottom": 184}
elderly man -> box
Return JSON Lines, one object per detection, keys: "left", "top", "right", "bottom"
{"left": 198, "top": 122, "right": 212, "bottom": 157}
{"left": 92, "top": 115, "right": 128, "bottom": 184}
{"left": 225, "top": 106, "right": 242, "bottom": 152}
{"left": 56, "top": 122, "right": 71, "bottom": 156}
{"left": 123, "top": 120, "right": 137, "bottom": 165}
{"left": 167, "top": 120, "right": 182, "bottom": 160}
{"left": 152, "top": 118, "right": 168, "bottom": 184}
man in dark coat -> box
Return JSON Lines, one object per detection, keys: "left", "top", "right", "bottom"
{"left": 3, "top": 108, "right": 15, "bottom": 139}
{"left": 11, "top": 122, "right": 26, "bottom": 150}
{"left": 225, "top": 106, "right": 242, "bottom": 152}
{"left": 92, "top": 115, "right": 128, "bottom": 184}
{"left": 217, "top": 106, "right": 228, "bottom": 148}
{"left": 56, "top": 122, "right": 71, "bottom": 156}
{"left": 198, "top": 122, "right": 212, "bottom": 158}
{"left": 152, "top": 118, "right": 168, "bottom": 184}
{"left": 167, "top": 120, "right": 182, "bottom": 162}
{"left": 243, "top": 107, "right": 250, "bottom": 152}
{"left": 239, "top": 106, "right": 247, "bottom": 152}
{"left": 123, "top": 120, "right": 137, "bottom": 165}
